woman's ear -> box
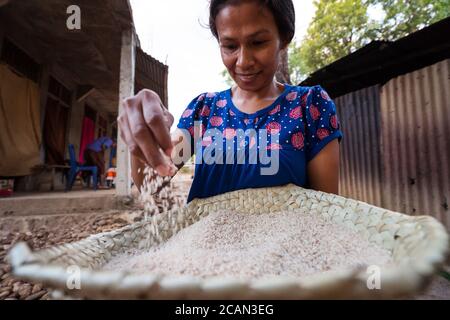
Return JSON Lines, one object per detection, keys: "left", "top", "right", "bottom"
{"left": 280, "top": 40, "right": 290, "bottom": 52}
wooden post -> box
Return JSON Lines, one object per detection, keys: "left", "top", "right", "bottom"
{"left": 116, "top": 29, "right": 135, "bottom": 197}
{"left": 0, "top": 25, "right": 4, "bottom": 55}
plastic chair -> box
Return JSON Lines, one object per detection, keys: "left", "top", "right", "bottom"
{"left": 65, "top": 144, "right": 98, "bottom": 191}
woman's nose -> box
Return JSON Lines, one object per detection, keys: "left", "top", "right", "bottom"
{"left": 236, "top": 47, "right": 255, "bottom": 69}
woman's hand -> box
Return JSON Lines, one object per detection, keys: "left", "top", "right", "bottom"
{"left": 118, "top": 89, "right": 178, "bottom": 176}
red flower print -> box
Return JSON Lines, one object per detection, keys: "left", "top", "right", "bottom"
{"left": 330, "top": 115, "right": 338, "bottom": 129}
{"left": 286, "top": 91, "right": 298, "bottom": 101}
{"left": 310, "top": 104, "right": 321, "bottom": 120}
{"left": 266, "top": 143, "right": 283, "bottom": 150}
{"left": 210, "top": 116, "right": 223, "bottom": 126}
{"left": 321, "top": 90, "right": 331, "bottom": 101}
{"left": 216, "top": 99, "right": 227, "bottom": 108}
{"left": 201, "top": 136, "right": 213, "bottom": 147}
{"left": 255, "top": 117, "right": 259, "bottom": 123}
{"left": 182, "top": 109, "right": 194, "bottom": 118}
{"left": 289, "top": 106, "right": 302, "bottom": 119}
{"left": 301, "top": 93, "right": 308, "bottom": 106}
{"left": 229, "top": 109, "right": 236, "bottom": 116}
{"left": 291, "top": 132, "right": 304, "bottom": 149}
{"left": 266, "top": 121, "right": 281, "bottom": 134}
{"left": 200, "top": 105, "right": 210, "bottom": 117}
{"left": 197, "top": 94, "right": 205, "bottom": 102}
{"left": 317, "top": 128, "right": 329, "bottom": 140}
{"left": 206, "top": 92, "right": 216, "bottom": 98}
{"left": 188, "top": 124, "right": 205, "bottom": 137}
{"left": 223, "top": 128, "right": 236, "bottom": 139}
{"left": 269, "top": 104, "right": 280, "bottom": 115}
{"left": 243, "top": 118, "right": 251, "bottom": 125}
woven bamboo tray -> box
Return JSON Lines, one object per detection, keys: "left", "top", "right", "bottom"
{"left": 7, "top": 184, "right": 449, "bottom": 299}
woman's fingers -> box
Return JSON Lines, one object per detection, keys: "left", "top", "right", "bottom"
{"left": 117, "top": 111, "right": 146, "bottom": 163}
{"left": 124, "top": 99, "right": 169, "bottom": 173}
{"left": 119, "top": 89, "right": 178, "bottom": 177}
{"left": 142, "top": 97, "right": 173, "bottom": 157}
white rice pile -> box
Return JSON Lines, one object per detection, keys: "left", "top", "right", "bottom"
{"left": 103, "top": 208, "right": 392, "bottom": 280}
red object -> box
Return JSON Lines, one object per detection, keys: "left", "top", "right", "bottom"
{"left": 266, "top": 121, "right": 281, "bottom": 134}
{"left": 317, "top": 128, "right": 330, "bottom": 140}
{"left": 310, "top": 104, "right": 321, "bottom": 121}
{"left": 79, "top": 117, "right": 95, "bottom": 163}
{"left": 209, "top": 116, "right": 223, "bottom": 127}
{"left": 268, "top": 104, "right": 280, "bottom": 115}
{"left": 291, "top": 132, "right": 305, "bottom": 149}
{"left": 0, "top": 179, "right": 14, "bottom": 197}
{"left": 289, "top": 106, "right": 302, "bottom": 119}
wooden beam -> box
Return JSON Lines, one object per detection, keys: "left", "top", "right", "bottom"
{"left": 76, "top": 85, "right": 95, "bottom": 102}
{"left": 116, "top": 28, "right": 135, "bottom": 196}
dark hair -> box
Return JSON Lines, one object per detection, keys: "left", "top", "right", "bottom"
{"left": 209, "top": 0, "right": 295, "bottom": 45}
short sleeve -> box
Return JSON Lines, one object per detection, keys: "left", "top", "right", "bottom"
{"left": 176, "top": 93, "right": 208, "bottom": 155}
{"left": 304, "top": 85, "right": 343, "bottom": 162}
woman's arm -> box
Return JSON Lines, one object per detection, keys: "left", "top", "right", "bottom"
{"left": 306, "top": 139, "right": 340, "bottom": 194}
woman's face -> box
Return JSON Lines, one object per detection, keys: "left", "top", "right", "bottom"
{"left": 215, "top": 1, "right": 286, "bottom": 92}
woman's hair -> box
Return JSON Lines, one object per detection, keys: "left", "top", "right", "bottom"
{"left": 209, "top": 0, "right": 295, "bottom": 45}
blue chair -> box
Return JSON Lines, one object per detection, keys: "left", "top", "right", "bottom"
{"left": 65, "top": 144, "right": 98, "bottom": 191}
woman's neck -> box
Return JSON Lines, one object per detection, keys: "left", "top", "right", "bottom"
{"left": 233, "top": 80, "right": 283, "bottom": 101}
{"left": 231, "top": 80, "right": 284, "bottom": 113}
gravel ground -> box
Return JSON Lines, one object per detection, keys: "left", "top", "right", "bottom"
{"left": 0, "top": 210, "right": 142, "bottom": 300}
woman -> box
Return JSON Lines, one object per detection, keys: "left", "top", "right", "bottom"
{"left": 118, "top": 0, "right": 343, "bottom": 202}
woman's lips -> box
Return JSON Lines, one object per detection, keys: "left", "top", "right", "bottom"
{"left": 236, "top": 72, "right": 260, "bottom": 82}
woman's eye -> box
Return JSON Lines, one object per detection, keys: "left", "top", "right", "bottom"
{"left": 253, "top": 40, "right": 267, "bottom": 46}
{"left": 223, "top": 45, "right": 237, "bottom": 51}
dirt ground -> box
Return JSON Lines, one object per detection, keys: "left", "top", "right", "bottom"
{"left": 0, "top": 172, "right": 449, "bottom": 300}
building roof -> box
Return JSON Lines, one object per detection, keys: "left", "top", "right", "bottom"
{"left": 1, "top": 0, "right": 168, "bottom": 114}
{"left": 300, "top": 17, "right": 450, "bottom": 98}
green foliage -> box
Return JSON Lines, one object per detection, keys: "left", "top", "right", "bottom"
{"left": 289, "top": 0, "right": 450, "bottom": 82}
{"left": 221, "top": 69, "right": 235, "bottom": 87}
{"left": 368, "top": 0, "right": 450, "bottom": 40}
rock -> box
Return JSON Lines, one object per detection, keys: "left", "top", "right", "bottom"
{"left": 78, "top": 232, "right": 90, "bottom": 239}
{"left": 40, "top": 292, "right": 50, "bottom": 300}
{"left": 12, "top": 282, "right": 22, "bottom": 292}
{"left": 32, "top": 284, "right": 43, "bottom": 294}
{"left": 18, "top": 285, "right": 32, "bottom": 299}
{"left": 25, "top": 290, "right": 46, "bottom": 300}
{"left": 96, "top": 220, "right": 107, "bottom": 226}
{"left": 0, "top": 290, "right": 10, "bottom": 299}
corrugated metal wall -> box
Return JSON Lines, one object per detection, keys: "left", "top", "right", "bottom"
{"left": 379, "top": 59, "right": 450, "bottom": 229}
{"left": 335, "top": 85, "right": 383, "bottom": 207}
{"left": 335, "top": 59, "right": 450, "bottom": 230}
{"left": 135, "top": 47, "right": 169, "bottom": 107}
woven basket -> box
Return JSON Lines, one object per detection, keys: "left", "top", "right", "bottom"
{"left": 7, "top": 184, "right": 449, "bottom": 299}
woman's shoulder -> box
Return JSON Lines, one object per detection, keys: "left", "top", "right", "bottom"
{"left": 284, "top": 84, "right": 333, "bottom": 105}
{"left": 188, "top": 89, "right": 229, "bottom": 106}
{"left": 287, "top": 84, "right": 329, "bottom": 96}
